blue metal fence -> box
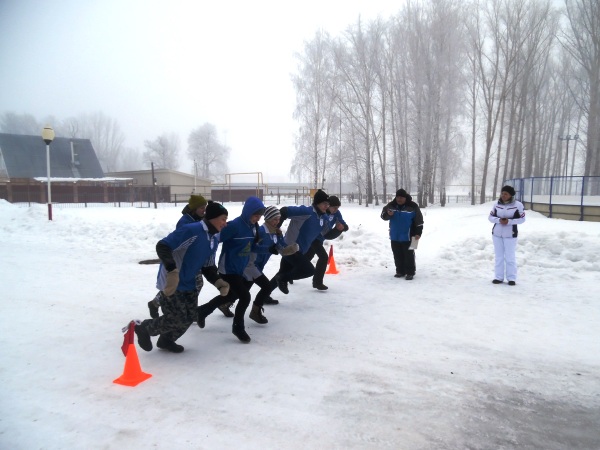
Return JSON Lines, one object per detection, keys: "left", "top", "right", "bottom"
{"left": 504, "top": 176, "right": 600, "bottom": 221}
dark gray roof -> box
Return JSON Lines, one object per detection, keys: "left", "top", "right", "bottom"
{"left": 0, "top": 133, "right": 104, "bottom": 179}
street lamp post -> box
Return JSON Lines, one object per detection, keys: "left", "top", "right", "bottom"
{"left": 338, "top": 119, "right": 342, "bottom": 199}
{"left": 42, "top": 126, "right": 55, "bottom": 220}
{"left": 194, "top": 160, "right": 198, "bottom": 193}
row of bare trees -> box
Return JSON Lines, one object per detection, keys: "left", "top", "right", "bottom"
{"left": 291, "top": 0, "right": 600, "bottom": 206}
{"left": 0, "top": 112, "right": 230, "bottom": 180}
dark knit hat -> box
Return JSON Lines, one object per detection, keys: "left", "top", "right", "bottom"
{"left": 501, "top": 185, "right": 516, "bottom": 196}
{"left": 328, "top": 195, "right": 341, "bottom": 207}
{"left": 204, "top": 202, "right": 228, "bottom": 220}
{"left": 396, "top": 189, "right": 409, "bottom": 198}
{"left": 313, "top": 189, "right": 329, "bottom": 205}
{"left": 263, "top": 206, "right": 281, "bottom": 221}
{"left": 188, "top": 194, "right": 207, "bottom": 210}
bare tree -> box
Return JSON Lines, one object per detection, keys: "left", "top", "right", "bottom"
{"left": 560, "top": 0, "right": 600, "bottom": 177}
{"left": 143, "top": 133, "right": 180, "bottom": 170}
{"left": 291, "top": 30, "right": 338, "bottom": 188}
{"left": 59, "top": 112, "right": 126, "bottom": 172}
{"left": 187, "top": 123, "right": 230, "bottom": 181}
{"left": 334, "top": 17, "right": 381, "bottom": 205}
{"left": 0, "top": 112, "right": 41, "bottom": 135}
{"left": 117, "top": 147, "right": 144, "bottom": 171}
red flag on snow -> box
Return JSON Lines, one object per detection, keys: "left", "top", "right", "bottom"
{"left": 121, "top": 321, "right": 136, "bottom": 356}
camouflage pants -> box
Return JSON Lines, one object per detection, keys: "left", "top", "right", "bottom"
{"left": 144, "top": 290, "right": 198, "bottom": 342}
{"left": 152, "top": 272, "right": 204, "bottom": 305}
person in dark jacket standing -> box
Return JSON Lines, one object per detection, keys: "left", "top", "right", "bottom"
{"left": 381, "top": 189, "right": 424, "bottom": 280}
{"left": 147, "top": 194, "right": 209, "bottom": 318}
{"left": 488, "top": 185, "right": 525, "bottom": 285}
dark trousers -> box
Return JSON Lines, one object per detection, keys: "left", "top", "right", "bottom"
{"left": 220, "top": 274, "right": 253, "bottom": 325}
{"left": 391, "top": 240, "right": 416, "bottom": 276}
{"left": 253, "top": 273, "right": 273, "bottom": 306}
{"left": 145, "top": 290, "right": 198, "bottom": 342}
{"left": 277, "top": 251, "right": 315, "bottom": 282}
{"left": 304, "top": 239, "right": 328, "bottom": 285}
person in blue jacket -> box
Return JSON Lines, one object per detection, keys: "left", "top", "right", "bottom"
{"left": 271, "top": 189, "right": 331, "bottom": 295}
{"left": 380, "top": 189, "right": 424, "bottom": 280}
{"left": 134, "top": 202, "right": 230, "bottom": 353}
{"left": 246, "top": 206, "right": 298, "bottom": 315}
{"left": 304, "top": 195, "right": 348, "bottom": 290}
{"left": 199, "top": 206, "right": 299, "bottom": 328}
{"left": 147, "top": 194, "right": 209, "bottom": 318}
{"left": 206, "top": 196, "right": 266, "bottom": 343}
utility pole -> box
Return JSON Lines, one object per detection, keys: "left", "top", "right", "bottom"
{"left": 151, "top": 161, "right": 158, "bottom": 209}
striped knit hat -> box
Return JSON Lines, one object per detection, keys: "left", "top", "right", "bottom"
{"left": 263, "top": 206, "right": 281, "bottom": 221}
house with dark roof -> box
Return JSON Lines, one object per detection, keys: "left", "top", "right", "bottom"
{"left": 0, "top": 133, "right": 204, "bottom": 205}
{"left": 0, "top": 133, "right": 104, "bottom": 180}
{"left": 0, "top": 133, "right": 125, "bottom": 203}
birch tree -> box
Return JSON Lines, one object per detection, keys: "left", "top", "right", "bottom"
{"left": 143, "top": 133, "right": 180, "bottom": 170}
{"left": 561, "top": 0, "right": 600, "bottom": 177}
{"left": 187, "top": 123, "right": 229, "bottom": 181}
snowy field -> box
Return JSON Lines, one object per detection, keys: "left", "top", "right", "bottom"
{"left": 0, "top": 199, "right": 599, "bottom": 450}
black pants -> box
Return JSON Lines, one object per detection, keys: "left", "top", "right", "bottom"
{"left": 220, "top": 274, "right": 253, "bottom": 325}
{"left": 304, "top": 239, "right": 328, "bottom": 285}
{"left": 253, "top": 273, "right": 273, "bottom": 306}
{"left": 198, "top": 274, "right": 252, "bottom": 324}
{"left": 391, "top": 240, "right": 415, "bottom": 276}
{"left": 277, "top": 251, "right": 315, "bottom": 283}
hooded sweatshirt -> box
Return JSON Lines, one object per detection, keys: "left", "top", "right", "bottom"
{"left": 217, "top": 196, "right": 265, "bottom": 275}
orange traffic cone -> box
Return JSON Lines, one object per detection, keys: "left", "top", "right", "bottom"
{"left": 113, "top": 343, "right": 152, "bottom": 387}
{"left": 325, "top": 245, "right": 339, "bottom": 274}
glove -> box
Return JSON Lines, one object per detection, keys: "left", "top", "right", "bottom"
{"left": 281, "top": 243, "right": 299, "bottom": 256}
{"left": 268, "top": 244, "right": 279, "bottom": 255}
{"left": 215, "top": 278, "right": 230, "bottom": 296}
{"left": 163, "top": 269, "right": 179, "bottom": 297}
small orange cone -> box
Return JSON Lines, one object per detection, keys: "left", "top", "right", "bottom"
{"left": 325, "top": 245, "right": 339, "bottom": 274}
{"left": 113, "top": 343, "right": 152, "bottom": 387}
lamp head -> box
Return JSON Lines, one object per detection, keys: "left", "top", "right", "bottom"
{"left": 42, "top": 126, "right": 55, "bottom": 145}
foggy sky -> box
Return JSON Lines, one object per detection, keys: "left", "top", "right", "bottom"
{"left": 0, "top": 0, "right": 399, "bottom": 182}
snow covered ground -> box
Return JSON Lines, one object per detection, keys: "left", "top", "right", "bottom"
{"left": 1, "top": 199, "right": 599, "bottom": 449}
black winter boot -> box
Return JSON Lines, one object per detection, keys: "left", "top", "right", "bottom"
{"left": 276, "top": 274, "right": 289, "bottom": 295}
{"left": 263, "top": 296, "right": 279, "bottom": 305}
{"left": 197, "top": 304, "right": 212, "bottom": 329}
{"left": 232, "top": 322, "right": 251, "bottom": 343}
{"left": 147, "top": 300, "right": 160, "bottom": 319}
{"left": 157, "top": 336, "right": 184, "bottom": 353}
{"left": 249, "top": 303, "right": 268, "bottom": 324}
{"left": 313, "top": 282, "right": 328, "bottom": 290}
{"left": 134, "top": 321, "right": 153, "bottom": 352}
{"left": 218, "top": 302, "right": 235, "bottom": 318}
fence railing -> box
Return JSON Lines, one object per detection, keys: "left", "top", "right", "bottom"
{"left": 504, "top": 176, "right": 600, "bottom": 221}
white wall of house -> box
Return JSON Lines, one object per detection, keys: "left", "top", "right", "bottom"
{"left": 105, "top": 169, "right": 212, "bottom": 199}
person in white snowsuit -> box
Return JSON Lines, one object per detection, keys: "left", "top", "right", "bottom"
{"left": 488, "top": 185, "right": 526, "bottom": 285}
